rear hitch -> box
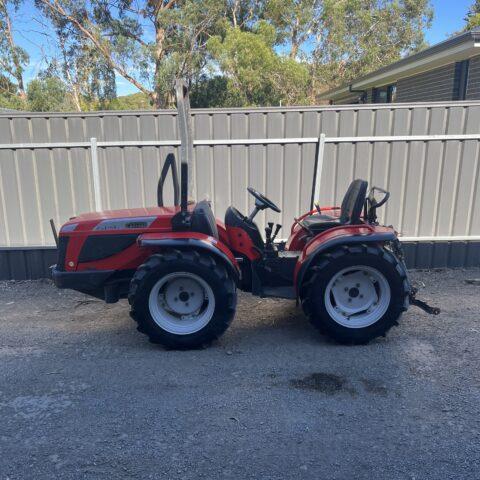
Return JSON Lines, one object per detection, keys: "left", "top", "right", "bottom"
{"left": 409, "top": 287, "right": 440, "bottom": 315}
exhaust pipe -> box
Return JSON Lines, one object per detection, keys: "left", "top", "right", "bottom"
{"left": 50, "top": 219, "right": 59, "bottom": 247}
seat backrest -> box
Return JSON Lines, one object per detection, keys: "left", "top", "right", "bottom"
{"left": 224, "top": 206, "right": 264, "bottom": 250}
{"left": 191, "top": 200, "right": 219, "bottom": 239}
{"left": 340, "top": 179, "right": 368, "bottom": 224}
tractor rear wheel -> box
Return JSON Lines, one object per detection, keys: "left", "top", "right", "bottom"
{"left": 301, "top": 244, "right": 409, "bottom": 344}
{"left": 129, "top": 250, "right": 237, "bottom": 349}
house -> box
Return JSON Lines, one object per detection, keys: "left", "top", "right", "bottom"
{"left": 318, "top": 28, "right": 480, "bottom": 104}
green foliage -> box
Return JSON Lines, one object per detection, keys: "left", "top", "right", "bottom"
{"left": 207, "top": 23, "right": 309, "bottom": 106}
{"left": 313, "top": 0, "right": 433, "bottom": 88}
{"left": 263, "top": 0, "right": 320, "bottom": 57}
{"left": 1, "top": 0, "right": 436, "bottom": 110}
{"left": 0, "top": 0, "right": 29, "bottom": 100}
{"left": 0, "top": 74, "right": 25, "bottom": 109}
{"left": 35, "top": 0, "right": 227, "bottom": 108}
{"left": 465, "top": 1, "right": 480, "bottom": 30}
{"left": 190, "top": 75, "right": 230, "bottom": 108}
{"left": 105, "top": 92, "right": 153, "bottom": 110}
{"left": 26, "top": 77, "right": 75, "bottom": 111}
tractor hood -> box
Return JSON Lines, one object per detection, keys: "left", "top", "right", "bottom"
{"left": 60, "top": 206, "right": 188, "bottom": 234}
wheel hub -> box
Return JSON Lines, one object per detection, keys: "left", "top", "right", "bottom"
{"left": 331, "top": 271, "right": 377, "bottom": 316}
{"left": 164, "top": 277, "right": 204, "bottom": 315}
{"left": 324, "top": 266, "right": 391, "bottom": 329}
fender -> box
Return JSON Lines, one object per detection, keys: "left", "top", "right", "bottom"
{"left": 137, "top": 232, "right": 241, "bottom": 283}
{"left": 294, "top": 225, "right": 397, "bottom": 289}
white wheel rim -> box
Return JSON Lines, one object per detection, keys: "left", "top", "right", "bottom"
{"left": 324, "top": 265, "right": 391, "bottom": 328}
{"left": 148, "top": 272, "right": 215, "bottom": 335}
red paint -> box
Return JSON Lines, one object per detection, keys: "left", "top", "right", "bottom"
{"left": 225, "top": 225, "right": 261, "bottom": 260}
{"left": 58, "top": 199, "right": 397, "bottom": 296}
{"left": 60, "top": 206, "right": 187, "bottom": 271}
{"left": 216, "top": 221, "right": 230, "bottom": 245}
{"left": 138, "top": 231, "right": 240, "bottom": 274}
{"left": 286, "top": 208, "right": 342, "bottom": 251}
{"left": 285, "top": 224, "right": 311, "bottom": 251}
{"left": 293, "top": 224, "right": 395, "bottom": 284}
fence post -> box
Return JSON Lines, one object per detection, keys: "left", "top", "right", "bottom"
{"left": 90, "top": 137, "right": 103, "bottom": 211}
{"left": 311, "top": 133, "right": 326, "bottom": 208}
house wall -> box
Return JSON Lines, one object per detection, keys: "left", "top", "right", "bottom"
{"left": 333, "top": 92, "right": 362, "bottom": 105}
{"left": 395, "top": 63, "right": 462, "bottom": 102}
{"left": 466, "top": 55, "right": 480, "bottom": 100}
{"left": 332, "top": 89, "right": 374, "bottom": 105}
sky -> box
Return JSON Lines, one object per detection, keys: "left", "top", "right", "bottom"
{"left": 12, "top": 0, "right": 476, "bottom": 96}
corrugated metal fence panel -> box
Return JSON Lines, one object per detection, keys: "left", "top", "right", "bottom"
{"left": 317, "top": 104, "right": 480, "bottom": 238}
{"left": 2, "top": 240, "right": 479, "bottom": 280}
{"left": 1, "top": 102, "right": 480, "bottom": 247}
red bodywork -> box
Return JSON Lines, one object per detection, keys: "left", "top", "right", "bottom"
{"left": 293, "top": 223, "right": 396, "bottom": 285}
{"left": 60, "top": 205, "right": 241, "bottom": 274}
{"left": 61, "top": 206, "right": 182, "bottom": 272}
{"left": 55, "top": 201, "right": 396, "bottom": 300}
{"left": 285, "top": 207, "right": 341, "bottom": 251}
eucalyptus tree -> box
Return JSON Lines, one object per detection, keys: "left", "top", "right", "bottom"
{"left": 35, "top": 0, "right": 226, "bottom": 108}
{"left": 0, "top": 0, "right": 28, "bottom": 101}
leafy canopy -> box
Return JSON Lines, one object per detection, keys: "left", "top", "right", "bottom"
{"left": 207, "top": 22, "right": 309, "bottom": 106}
{"left": 0, "top": 0, "right": 439, "bottom": 110}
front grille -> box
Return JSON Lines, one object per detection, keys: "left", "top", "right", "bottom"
{"left": 78, "top": 234, "right": 138, "bottom": 263}
{"left": 56, "top": 236, "right": 69, "bottom": 271}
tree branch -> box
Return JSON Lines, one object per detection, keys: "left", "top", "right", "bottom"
{"left": 39, "top": 0, "right": 153, "bottom": 99}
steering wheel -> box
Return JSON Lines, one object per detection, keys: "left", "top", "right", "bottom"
{"left": 247, "top": 187, "right": 281, "bottom": 213}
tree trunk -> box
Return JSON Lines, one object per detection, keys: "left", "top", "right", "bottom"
{"left": 153, "top": 19, "right": 169, "bottom": 109}
{"left": 290, "top": 21, "right": 299, "bottom": 59}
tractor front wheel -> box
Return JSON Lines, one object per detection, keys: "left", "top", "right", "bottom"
{"left": 301, "top": 245, "right": 409, "bottom": 344}
{"left": 129, "top": 250, "right": 237, "bottom": 349}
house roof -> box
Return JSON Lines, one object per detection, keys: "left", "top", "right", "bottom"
{"left": 318, "top": 28, "right": 480, "bottom": 101}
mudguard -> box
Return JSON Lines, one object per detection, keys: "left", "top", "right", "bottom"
{"left": 294, "top": 225, "right": 397, "bottom": 289}
{"left": 137, "top": 232, "right": 241, "bottom": 283}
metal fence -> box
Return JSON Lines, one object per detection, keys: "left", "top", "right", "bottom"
{"left": 0, "top": 101, "right": 479, "bottom": 264}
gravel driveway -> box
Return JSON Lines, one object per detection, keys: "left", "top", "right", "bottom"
{"left": 1, "top": 269, "right": 479, "bottom": 479}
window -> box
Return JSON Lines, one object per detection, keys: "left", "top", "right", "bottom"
{"left": 372, "top": 84, "right": 396, "bottom": 103}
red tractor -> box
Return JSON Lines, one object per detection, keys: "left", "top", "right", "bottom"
{"left": 51, "top": 81, "right": 438, "bottom": 349}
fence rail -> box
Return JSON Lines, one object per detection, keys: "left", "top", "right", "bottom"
{"left": 0, "top": 103, "right": 480, "bottom": 249}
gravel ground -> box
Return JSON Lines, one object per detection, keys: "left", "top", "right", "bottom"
{"left": 1, "top": 269, "right": 479, "bottom": 480}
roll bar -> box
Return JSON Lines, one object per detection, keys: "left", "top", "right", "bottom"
{"left": 157, "top": 152, "right": 179, "bottom": 207}
{"left": 175, "top": 79, "right": 193, "bottom": 215}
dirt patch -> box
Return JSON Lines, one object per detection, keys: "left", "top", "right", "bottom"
{"left": 290, "top": 372, "right": 352, "bottom": 395}
{"left": 360, "top": 378, "right": 388, "bottom": 396}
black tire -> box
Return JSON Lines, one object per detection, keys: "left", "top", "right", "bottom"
{"left": 129, "top": 249, "right": 237, "bottom": 349}
{"left": 300, "top": 244, "right": 410, "bottom": 345}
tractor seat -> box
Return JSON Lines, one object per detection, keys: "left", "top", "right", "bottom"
{"left": 302, "top": 213, "right": 341, "bottom": 233}
{"left": 304, "top": 179, "right": 368, "bottom": 234}
{"left": 190, "top": 200, "right": 219, "bottom": 239}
